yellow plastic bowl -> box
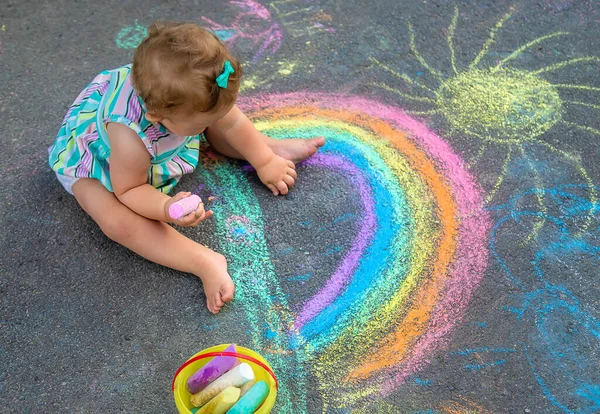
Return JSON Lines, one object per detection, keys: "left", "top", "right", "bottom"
{"left": 172, "top": 344, "right": 278, "bottom": 414}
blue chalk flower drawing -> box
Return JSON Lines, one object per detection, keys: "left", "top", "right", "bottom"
{"left": 491, "top": 185, "right": 600, "bottom": 413}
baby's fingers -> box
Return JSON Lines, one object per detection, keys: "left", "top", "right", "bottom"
{"left": 177, "top": 211, "right": 198, "bottom": 227}
{"left": 172, "top": 191, "right": 192, "bottom": 202}
{"left": 190, "top": 210, "right": 213, "bottom": 227}
{"left": 194, "top": 202, "right": 206, "bottom": 217}
{"left": 190, "top": 210, "right": 206, "bottom": 226}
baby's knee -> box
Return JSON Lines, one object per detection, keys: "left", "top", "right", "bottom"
{"left": 99, "top": 216, "right": 135, "bottom": 243}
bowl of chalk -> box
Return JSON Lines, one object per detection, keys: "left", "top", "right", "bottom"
{"left": 172, "top": 344, "right": 278, "bottom": 413}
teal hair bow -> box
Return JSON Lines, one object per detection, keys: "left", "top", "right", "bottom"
{"left": 216, "top": 60, "right": 235, "bottom": 88}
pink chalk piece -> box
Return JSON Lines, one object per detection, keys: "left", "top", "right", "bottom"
{"left": 169, "top": 195, "right": 202, "bottom": 220}
{"left": 186, "top": 344, "right": 237, "bottom": 394}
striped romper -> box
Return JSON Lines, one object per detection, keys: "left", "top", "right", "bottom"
{"left": 48, "top": 64, "right": 201, "bottom": 195}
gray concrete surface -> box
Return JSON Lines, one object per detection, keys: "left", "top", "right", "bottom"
{"left": 1, "top": 0, "right": 599, "bottom": 412}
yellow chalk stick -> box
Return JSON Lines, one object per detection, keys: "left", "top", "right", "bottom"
{"left": 197, "top": 386, "right": 240, "bottom": 414}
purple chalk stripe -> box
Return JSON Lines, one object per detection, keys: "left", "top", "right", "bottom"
{"left": 295, "top": 153, "right": 376, "bottom": 328}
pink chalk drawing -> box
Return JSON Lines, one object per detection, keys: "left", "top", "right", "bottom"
{"left": 200, "top": 0, "right": 335, "bottom": 64}
{"left": 201, "top": 0, "right": 283, "bottom": 64}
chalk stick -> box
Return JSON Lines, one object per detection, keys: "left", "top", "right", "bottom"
{"left": 238, "top": 379, "right": 256, "bottom": 397}
{"left": 169, "top": 194, "right": 202, "bottom": 219}
{"left": 190, "top": 363, "right": 254, "bottom": 407}
{"left": 187, "top": 344, "right": 237, "bottom": 394}
{"left": 226, "top": 380, "right": 269, "bottom": 414}
{"left": 197, "top": 386, "right": 240, "bottom": 414}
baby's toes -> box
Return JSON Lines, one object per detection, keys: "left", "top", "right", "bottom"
{"left": 214, "top": 291, "right": 225, "bottom": 308}
{"left": 311, "top": 136, "right": 326, "bottom": 148}
{"left": 206, "top": 297, "right": 216, "bottom": 314}
{"left": 221, "top": 283, "right": 235, "bottom": 302}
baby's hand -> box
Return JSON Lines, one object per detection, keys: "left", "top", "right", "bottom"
{"left": 164, "top": 192, "right": 213, "bottom": 227}
{"left": 256, "top": 154, "right": 297, "bottom": 196}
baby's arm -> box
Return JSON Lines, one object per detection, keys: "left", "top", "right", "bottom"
{"left": 106, "top": 123, "right": 209, "bottom": 225}
{"left": 209, "top": 105, "right": 273, "bottom": 166}
{"left": 208, "top": 105, "right": 295, "bottom": 195}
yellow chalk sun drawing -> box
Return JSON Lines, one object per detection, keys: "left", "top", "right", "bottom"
{"left": 370, "top": 7, "right": 599, "bottom": 236}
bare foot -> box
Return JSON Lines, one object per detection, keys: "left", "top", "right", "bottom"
{"left": 270, "top": 136, "right": 325, "bottom": 163}
{"left": 195, "top": 252, "right": 235, "bottom": 314}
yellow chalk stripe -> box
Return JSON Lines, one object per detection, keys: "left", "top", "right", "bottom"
{"left": 519, "top": 145, "right": 547, "bottom": 243}
{"left": 562, "top": 120, "right": 600, "bottom": 136}
{"left": 530, "top": 138, "right": 597, "bottom": 235}
{"left": 370, "top": 82, "right": 437, "bottom": 102}
{"left": 409, "top": 22, "right": 444, "bottom": 79}
{"left": 493, "top": 31, "right": 570, "bottom": 70}
{"left": 484, "top": 145, "right": 513, "bottom": 204}
{"left": 565, "top": 101, "right": 600, "bottom": 110}
{"left": 448, "top": 6, "right": 460, "bottom": 75}
{"left": 532, "top": 56, "right": 600, "bottom": 75}
{"left": 470, "top": 10, "right": 512, "bottom": 69}
{"left": 369, "top": 57, "right": 436, "bottom": 93}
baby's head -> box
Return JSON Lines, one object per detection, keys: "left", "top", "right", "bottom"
{"left": 132, "top": 22, "right": 243, "bottom": 136}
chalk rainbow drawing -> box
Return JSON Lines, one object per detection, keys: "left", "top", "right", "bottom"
{"left": 369, "top": 7, "right": 599, "bottom": 238}
{"left": 196, "top": 93, "right": 490, "bottom": 411}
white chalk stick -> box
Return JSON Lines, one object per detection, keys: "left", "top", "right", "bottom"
{"left": 190, "top": 363, "right": 254, "bottom": 407}
{"left": 238, "top": 379, "right": 256, "bottom": 397}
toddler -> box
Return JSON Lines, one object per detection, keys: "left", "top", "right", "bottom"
{"left": 48, "top": 22, "right": 324, "bottom": 314}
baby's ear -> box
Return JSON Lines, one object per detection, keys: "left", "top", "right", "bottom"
{"left": 145, "top": 112, "right": 163, "bottom": 123}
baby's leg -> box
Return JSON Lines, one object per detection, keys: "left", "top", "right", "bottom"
{"left": 71, "top": 178, "right": 234, "bottom": 314}
{"left": 205, "top": 130, "right": 325, "bottom": 164}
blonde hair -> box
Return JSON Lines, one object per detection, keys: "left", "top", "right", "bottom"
{"left": 132, "top": 22, "right": 242, "bottom": 118}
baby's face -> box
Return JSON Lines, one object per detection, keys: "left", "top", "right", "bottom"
{"left": 159, "top": 109, "right": 228, "bottom": 136}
